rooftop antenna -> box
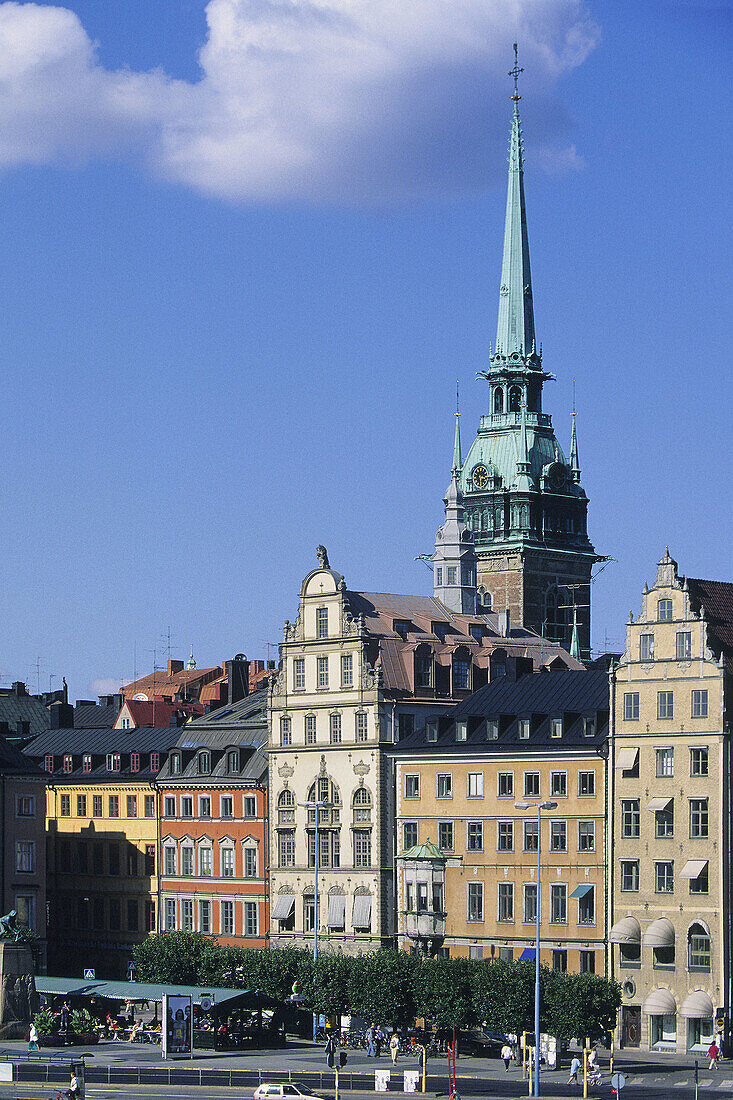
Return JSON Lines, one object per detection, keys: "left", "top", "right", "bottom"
{"left": 509, "top": 42, "right": 523, "bottom": 103}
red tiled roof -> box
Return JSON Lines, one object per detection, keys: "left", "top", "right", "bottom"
{"left": 117, "top": 699, "right": 203, "bottom": 728}
{"left": 122, "top": 666, "right": 222, "bottom": 700}
{"left": 687, "top": 578, "right": 733, "bottom": 673}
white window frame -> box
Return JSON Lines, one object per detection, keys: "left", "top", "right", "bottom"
{"left": 578, "top": 770, "right": 596, "bottom": 797}
{"left": 578, "top": 819, "right": 595, "bottom": 852}
{"left": 467, "top": 771, "right": 484, "bottom": 798}
{"left": 436, "top": 773, "right": 453, "bottom": 799}
{"left": 405, "top": 774, "right": 420, "bottom": 799}
{"left": 467, "top": 882, "right": 484, "bottom": 922}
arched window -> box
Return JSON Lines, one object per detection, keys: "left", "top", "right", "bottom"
{"left": 415, "top": 643, "right": 433, "bottom": 690}
{"left": 198, "top": 751, "right": 210, "bottom": 775}
{"left": 509, "top": 385, "right": 522, "bottom": 412}
{"left": 278, "top": 789, "right": 295, "bottom": 825}
{"left": 280, "top": 715, "right": 292, "bottom": 745}
{"left": 478, "top": 586, "right": 492, "bottom": 612}
{"left": 493, "top": 387, "right": 504, "bottom": 414}
{"left": 352, "top": 786, "right": 372, "bottom": 823}
{"left": 307, "top": 777, "right": 341, "bottom": 868}
{"left": 453, "top": 645, "right": 472, "bottom": 691}
{"left": 688, "top": 923, "right": 711, "bottom": 971}
{"left": 544, "top": 584, "right": 566, "bottom": 644}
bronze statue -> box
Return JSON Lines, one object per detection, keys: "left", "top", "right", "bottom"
{"left": 0, "top": 911, "right": 23, "bottom": 942}
{"left": 316, "top": 545, "right": 330, "bottom": 569}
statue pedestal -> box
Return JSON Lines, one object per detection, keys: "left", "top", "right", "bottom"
{"left": 0, "top": 942, "right": 37, "bottom": 1038}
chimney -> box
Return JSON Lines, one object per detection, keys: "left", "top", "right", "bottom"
{"left": 498, "top": 610, "right": 510, "bottom": 637}
{"left": 12, "top": 682, "right": 27, "bottom": 697}
{"left": 267, "top": 660, "right": 275, "bottom": 670}
{"left": 227, "top": 655, "right": 249, "bottom": 705}
{"left": 49, "top": 702, "right": 74, "bottom": 729}
{"left": 505, "top": 656, "right": 534, "bottom": 683}
{"left": 167, "top": 660, "right": 184, "bottom": 675}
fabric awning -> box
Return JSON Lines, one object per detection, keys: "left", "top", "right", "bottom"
{"left": 646, "top": 796, "right": 673, "bottom": 812}
{"left": 680, "top": 860, "right": 708, "bottom": 880}
{"left": 643, "top": 988, "right": 676, "bottom": 1016}
{"left": 642, "top": 918, "right": 675, "bottom": 947}
{"left": 609, "top": 917, "right": 641, "bottom": 945}
{"left": 272, "top": 893, "right": 295, "bottom": 920}
{"left": 327, "top": 894, "right": 346, "bottom": 928}
{"left": 570, "top": 883, "right": 594, "bottom": 899}
{"left": 352, "top": 894, "right": 372, "bottom": 930}
{"left": 519, "top": 948, "right": 536, "bottom": 961}
{"left": 616, "top": 747, "right": 639, "bottom": 770}
{"left": 679, "top": 991, "right": 714, "bottom": 1019}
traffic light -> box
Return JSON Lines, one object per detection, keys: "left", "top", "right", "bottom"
{"left": 339, "top": 1052, "right": 347, "bottom": 1067}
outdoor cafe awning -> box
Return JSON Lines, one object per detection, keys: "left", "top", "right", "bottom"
{"left": 35, "top": 977, "right": 252, "bottom": 1008}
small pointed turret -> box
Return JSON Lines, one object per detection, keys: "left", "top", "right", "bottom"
{"left": 453, "top": 381, "right": 462, "bottom": 472}
{"left": 570, "top": 605, "right": 581, "bottom": 661}
{"left": 570, "top": 410, "right": 581, "bottom": 482}
{"left": 432, "top": 420, "right": 478, "bottom": 615}
{"left": 515, "top": 399, "right": 533, "bottom": 491}
{"left": 495, "top": 45, "right": 535, "bottom": 359}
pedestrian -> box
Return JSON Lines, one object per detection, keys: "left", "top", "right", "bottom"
{"left": 587, "top": 1048, "right": 598, "bottom": 1072}
{"left": 501, "top": 1042, "right": 512, "bottom": 1071}
{"left": 60, "top": 1002, "right": 70, "bottom": 1044}
{"left": 66, "top": 1071, "right": 79, "bottom": 1100}
{"left": 390, "top": 1032, "right": 400, "bottom": 1066}
{"left": 325, "top": 1033, "right": 336, "bottom": 1069}
{"left": 28, "top": 1023, "right": 38, "bottom": 1051}
{"left": 567, "top": 1054, "right": 581, "bottom": 1086}
{"left": 709, "top": 1039, "right": 720, "bottom": 1070}
{"left": 366, "top": 1023, "right": 376, "bottom": 1057}
{"left": 374, "top": 1027, "right": 383, "bottom": 1058}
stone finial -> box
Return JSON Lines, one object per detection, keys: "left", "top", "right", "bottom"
{"left": 316, "top": 545, "right": 330, "bottom": 569}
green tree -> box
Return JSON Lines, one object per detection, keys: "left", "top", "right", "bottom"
{"left": 412, "top": 957, "right": 475, "bottom": 1028}
{"left": 132, "top": 931, "right": 225, "bottom": 985}
{"left": 347, "top": 951, "right": 418, "bottom": 1025}
{"left": 471, "top": 960, "right": 554, "bottom": 1037}
{"left": 545, "top": 972, "right": 621, "bottom": 1042}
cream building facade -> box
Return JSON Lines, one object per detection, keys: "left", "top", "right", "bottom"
{"left": 610, "top": 550, "right": 733, "bottom": 1054}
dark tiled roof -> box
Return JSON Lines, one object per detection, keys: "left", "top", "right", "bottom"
{"left": 394, "top": 668, "right": 609, "bottom": 754}
{"left": 73, "top": 703, "right": 118, "bottom": 728}
{"left": 0, "top": 734, "right": 45, "bottom": 776}
{"left": 157, "top": 690, "right": 268, "bottom": 785}
{"left": 187, "top": 689, "right": 268, "bottom": 730}
{"left": 0, "top": 690, "right": 50, "bottom": 738}
{"left": 24, "top": 725, "right": 182, "bottom": 780}
{"left": 687, "top": 578, "right": 733, "bottom": 674}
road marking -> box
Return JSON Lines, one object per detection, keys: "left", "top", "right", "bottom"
{"left": 701, "top": 1078, "right": 714, "bottom": 1086}
{"left": 718, "top": 1081, "right": 733, "bottom": 1089}
{"left": 673, "top": 1081, "right": 688, "bottom": 1087}
{"left": 629, "top": 1077, "right": 644, "bottom": 1085}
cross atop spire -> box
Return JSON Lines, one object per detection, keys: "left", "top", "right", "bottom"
{"left": 509, "top": 42, "right": 523, "bottom": 103}
{"left": 453, "top": 380, "right": 462, "bottom": 472}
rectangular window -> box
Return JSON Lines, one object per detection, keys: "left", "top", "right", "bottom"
{"left": 690, "top": 798, "right": 709, "bottom": 838}
{"left": 127, "top": 795, "right": 137, "bottom": 818}
{"left": 453, "top": 660, "right": 470, "bottom": 690}
{"left": 82, "top": 754, "right": 92, "bottom": 773}
{"left": 130, "top": 752, "right": 140, "bottom": 773}
{"left": 655, "top": 804, "right": 674, "bottom": 838}
{"left": 181, "top": 848, "right": 194, "bottom": 876}
{"left": 467, "top": 821, "right": 483, "bottom": 851}
{"left": 76, "top": 794, "right": 86, "bottom": 817}
{"left": 317, "top": 606, "right": 329, "bottom": 638}
{"left": 317, "top": 656, "right": 329, "bottom": 689}
{"left": 200, "top": 796, "right": 211, "bottom": 818}
{"left": 658, "top": 691, "right": 674, "bottom": 719}
{"left": 467, "top": 772, "right": 484, "bottom": 798}
{"left": 621, "top": 860, "right": 639, "bottom": 892}
{"left": 108, "top": 843, "right": 119, "bottom": 876}
{"left": 147, "top": 901, "right": 156, "bottom": 932}
{"left": 127, "top": 848, "right": 138, "bottom": 876}
{"left": 553, "top": 949, "right": 567, "bottom": 972}
{"left": 354, "top": 830, "right": 371, "bottom": 867}
{"left": 403, "top": 822, "right": 418, "bottom": 849}
{"left": 550, "top": 717, "right": 563, "bottom": 739}
{"left": 244, "top": 901, "right": 258, "bottom": 937}
{"left": 416, "top": 654, "right": 432, "bottom": 689}
{"left": 690, "top": 747, "right": 709, "bottom": 776}
{"left": 164, "top": 847, "right": 176, "bottom": 876}
{"left": 200, "top": 848, "right": 213, "bottom": 877}
{"left": 329, "top": 713, "right": 342, "bottom": 744}
{"left": 550, "top": 820, "right": 567, "bottom": 852}
{"left": 280, "top": 716, "right": 292, "bottom": 746}
{"left": 523, "top": 883, "right": 537, "bottom": 924}
{"left": 497, "top": 772, "right": 513, "bottom": 797}
{"left": 15, "top": 795, "right": 35, "bottom": 817}
{"left": 145, "top": 844, "right": 155, "bottom": 876}
{"left": 150, "top": 752, "right": 160, "bottom": 773}
{"left": 435, "top": 567, "right": 442, "bottom": 586}
{"left": 108, "top": 795, "right": 119, "bottom": 818}
{"left": 221, "top": 848, "right": 234, "bottom": 877}
{"left": 221, "top": 796, "right": 233, "bottom": 818}
{"left": 278, "top": 831, "right": 295, "bottom": 867}
{"left": 144, "top": 794, "right": 155, "bottom": 818}
{"left": 243, "top": 796, "right": 256, "bottom": 818}
{"left": 658, "top": 598, "right": 673, "bottom": 620}
{"left": 220, "top": 899, "right": 234, "bottom": 936}
{"left": 584, "top": 716, "right": 596, "bottom": 738}
{"left": 44, "top": 755, "right": 53, "bottom": 773}
{"left": 580, "top": 951, "right": 595, "bottom": 974}
{"left": 622, "top": 798, "right": 640, "bottom": 837}
{"left": 656, "top": 748, "right": 674, "bottom": 777}
{"left": 551, "top": 771, "right": 567, "bottom": 797}
{"left": 467, "top": 882, "right": 483, "bottom": 921}
{"left": 398, "top": 713, "right": 415, "bottom": 740}
{"left": 550, "top": 884, "right": 567, "bottom": 924}
{"left": 524, "top": 772, "right": 540, "bottom": 798}
{"left": 692, "top": 691, "right": 709, "bottom": 718}
{"left": 624, "top": 692, "right": 640, "bottom": 720}
{"left": 438, "top": 821, "right": 454, "bottom": 851}
{"left": 304, "top": 896, "right": 315, "bottom": 934}
{"left": 676, "top": 631, "right": 691, "bottom": 660}
{"left": 15, "top": 841, "right": 35, "bottom": 873}
{"left": 518, "top": 718, "right": 530, "bottom": 740}
{"left": 92, "top": 794, "right": 102, "bottom": 817}
{"left": 498, "top": 882, "right": 514, "bottom": 922}
{"left": 689, "top": 933, "right": 711, "bottom": 971}
{"left": 524, "top": 819, "right": 538, "bottom": 852}
{"left": 578, "top": 820, "right": 595, "bottom": 852}
{"left": 302, "top": 714, "right": 316, "bottom": 745}
{"left": 164, "top": 899, "right": 176, "bottom": 931}
{"left": 93, "top": 843, "right": 103, "bottom": 875}
{"left": 106, "top": 753, "right": 120, "bottom": 772}
{"left": 341, "top": 654, "right": 353, "bottom": 687}
{"left": 181, "top": 796, "right": 193, "bottom": 817}
{"left": 127, "top": 900, "right": 139, "bottom": 932}
{"left": 578, "top": 886, "right": 595, "bottom": 924}
{"left": 164, "top": 796, "right": 175, "bottom": 817}
{"left": 447, "top": 566, "right": 457, "bottom": 586}
{"left": 293, "top": 657, "right": 305, "bottom": 690}
{"left": 690, "top": 864, "right": 709, "bottom": 895}
{"left": 92, "top": 897, "right": 105, "bottom": 931}
{"left": 63, "top": 754, "right": 73, "bottom": 773}
{"left": 655, "top": 861, "right": 674, "bottom": 893}
{"left": 578, "top": 770, "right": 595, "bottom": 797}
{"left": 181, "top": 899, "right": 193, "bottom": 932}
{"left": 60, "top": 794, "right": 70, "bottom": 817}
{"left": 639, "top": 633, "right": 654, "bottom": 661}
{"left": 244, "top": 847, "right": 258, "bottom": 878}
{"left": 405, "top": 774, "right": 420, "bottom": 799}
{"left": 497, "top": 820, "right": 513, "bottom": 851}
{"left": 455, "top": 720, "right": 468, "bottom": 741}
{"left": 437, "top": 773, "right": 452, "bottom": 799}
{"left": 487, "top": 718, "right": 499, "bottom": 740}
{"left": 199, "top": 901, "right": 211, "bottom": 934}
{"left": 356, "top": 712, "right": 368, "bottom": 742}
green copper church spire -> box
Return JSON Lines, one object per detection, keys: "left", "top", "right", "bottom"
{"left": 495, "top": 44, "right": 536, "bottom": 358}
{"left": 452, "top": 380, "right": 462, "bottom": 472}
{"left": 569, "top": 408, "right": 581, "bottom": 482}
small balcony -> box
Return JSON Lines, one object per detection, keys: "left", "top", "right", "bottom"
{"left": 479, "top": 412, "right": 552, "bottom": 431}
{"left": 404, "top": 910, "right": 446, "bottom": 941}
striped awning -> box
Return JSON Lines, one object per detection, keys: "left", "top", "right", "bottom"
{"left": 272, "top": 893, "right": 295, "bottom": 920}
{"left": 352, "top": 894, "right": 372, "bottom": 930}
{"left": 327, "top": 894, "right": 346, "bottom": 928}
{"left": 679, "top": 992, "right": 714, "bottom": 1019}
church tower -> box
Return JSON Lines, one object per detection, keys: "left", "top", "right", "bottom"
{"left": 458, "top": 48, "right": 600, "bottom": 657}
{"left": 432, "top": 409, "right": 478, "bottom": 615}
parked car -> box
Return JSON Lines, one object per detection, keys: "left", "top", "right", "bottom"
{"left": 253, "top": 1085, "right": 332, "bottom": 1100}
{"left": 456, "top": 1029, "right": 508, "bottom": 1057}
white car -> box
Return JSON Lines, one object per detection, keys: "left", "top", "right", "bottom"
{"left": 253, "top": 1085, "right": 331, "bottom": 1100}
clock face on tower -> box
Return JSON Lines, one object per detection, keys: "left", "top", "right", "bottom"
{"left": 472, "top": 464, "right": 490, "bottom": 490}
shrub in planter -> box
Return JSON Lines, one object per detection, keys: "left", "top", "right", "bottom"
{"left": 33, "top": 1008, "right": 58, "bottom": 1036}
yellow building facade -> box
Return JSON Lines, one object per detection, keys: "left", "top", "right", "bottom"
{"left": 393, "top": 665, "right": 609, "bottom": 974}
{"left": 610, "top": 550, "right": 731, "bottom": 1054}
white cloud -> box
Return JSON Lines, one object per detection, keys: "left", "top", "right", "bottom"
{"left": 89, "top": 676, "right": 124, "bottom": 696}
{"left": 0, "top": 0, "right": 599, "bottom": 203}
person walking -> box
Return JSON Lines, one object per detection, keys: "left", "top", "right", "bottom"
{"left": 501, "top": 1042, "right": 512, "bottom": 1071}
{"left": 325, "top": 1033, "right": 337, "bottom": 1069}
{"left": 567, "top": 1054, "right": 581, "bottom": 1086}
{"left": 366, "top": 1023, "right": 376, "bottom": 1058}
{"left": 374, "top": 1026, "right": 383, "bottom": 1058}
{"left": 60, "top": 1002, "right": 70, "bottom": 1043}
{"left": 390, "top": 1032, "right": 400, "bottom": 1066}
{"left": 709, "top": 1039, "right": 720, "bottom": 1070}
{"left": 28, "top": 1023, "right": 38, "bottom": 1051}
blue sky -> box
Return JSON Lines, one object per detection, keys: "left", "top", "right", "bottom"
{"left": 0, "top": 0, "right": 730, "bottom": 698}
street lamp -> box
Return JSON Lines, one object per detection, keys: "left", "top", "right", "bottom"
{"left": 298, "top": 799, "right": 333, "bottom": 1041}
{"left": 515, "top": 799, "right": 558, "bottom": 1097}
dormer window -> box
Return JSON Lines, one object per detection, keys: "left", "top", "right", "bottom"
{"left": 170, "top": 753, "right": 181, "bottom": 775}
{"left": 106, "top": 753, "right": 120, "bottom": 772}
{"left": 658, "top": 599, "right": 673, "bottom": 621}
{"left": 550, "top": 717, "right": 563, "bottom": 739}
{"left": 583, "top": 717, "right": 596, "bottom": 738}
{"left": 82, "top": 754, "right": 92, "bottom": 773}
{"left": 121, "top": 717, "right": 131, "bottom": 730}
{"left": 317, "top": 606, "right": 329, "bottom": 639}
{"left": 393, "top": 620, "right": 410, "bottom": 639}
{"left": 432, "top": 622, "right": 447, "bottom": 643}
{"left": 130, "top": 752, "right": 140, "bottom": 773}
{"left": 455, "top": 720, "right": 468, "bottom": 742}
{"left": 198, "top": 751, "right": 211, "bottom": 775}
{"left": 469, "top": 624, "right": 483, "bottom": 643}
{"left": 150, "top": 752, "right": 160, "bottom": 773}
{"left": 63, "top": 754, "right": 73, "bottom": 773}
{"left": 227, "top": 750, "right": 239, "bottom": 774}
{"left": 518, "top": 718, "right": 530, "bottom": 740}
{"left": 44, "top": 755, "right": 53, "bottom": 773}
{"left": 486, "top": 718, "right": 499, "bottom": 740}
{"left": 426, "top": 719, "right": 438, "bottom": 742}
